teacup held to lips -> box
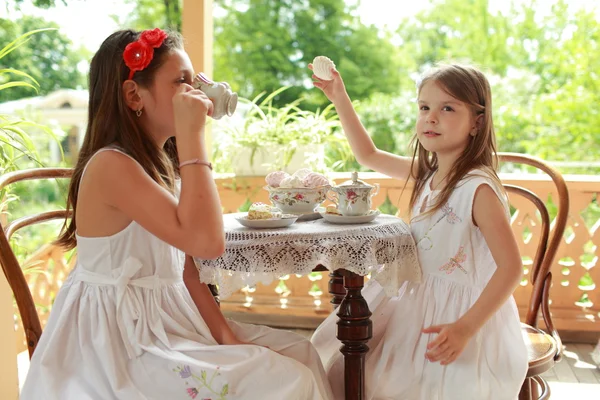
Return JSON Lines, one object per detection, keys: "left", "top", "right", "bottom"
{"left": 328, "top": 171, "right": 379, "bottom": 216}
{"left": 193, "top": 73, "right": 238, "bottom": 119}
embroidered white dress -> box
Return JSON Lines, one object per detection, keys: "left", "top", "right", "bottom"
{"left": 21, "top": 148, "right": 334, "bottom": 400}
{"left": 311, "top": 170, "right": 528, "bottom": 400}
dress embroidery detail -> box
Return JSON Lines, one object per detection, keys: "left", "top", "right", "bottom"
{"left": 416, "top": 203, "right": 463, "bottom": 250}
{"left": 441, "top": 203, "right": 462, "bottom": 224}
{"left": 439, "top": 245, "right": 468, "bottom": 274}
{"left": 174, "top": 365, "right": 229, "bottom": 399}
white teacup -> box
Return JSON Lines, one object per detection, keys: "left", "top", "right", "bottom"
{"left": 193, "top": 73, "right": 238, "bottom": 120}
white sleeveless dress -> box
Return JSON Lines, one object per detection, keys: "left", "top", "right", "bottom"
{"left": 21, "top": 148, "right": 334, "bottom": 400}
{"left": 311, "top": 169, "right": 528, "bottom": 400}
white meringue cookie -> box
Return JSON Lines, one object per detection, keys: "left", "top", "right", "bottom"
{"left": 302, "top": 172, "right": 330, "bottom": 188}
{"left": 292, "top": 168, "right": 312, "bottom": 179}
{"left": 265, "top": 171, "right": 290, "bottom": 188}
{"left": 312, "top": 56, "right": 336, "bottom": 80}
{"left": 279, "top": 175, "right": 304, "bottom": 188}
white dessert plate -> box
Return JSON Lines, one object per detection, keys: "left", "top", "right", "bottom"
{"left": 235, "top": 214, "right": 298, "bottom": 229}
{"left": 319, "top": 209, "right": 381, "bottom": 225}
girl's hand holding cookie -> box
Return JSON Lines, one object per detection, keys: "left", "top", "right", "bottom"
{"left": 309, "top": 56, "right": 347, "bottom": 104}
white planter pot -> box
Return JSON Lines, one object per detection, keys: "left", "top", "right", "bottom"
{"left": 233, "top": 144, "right": 324, "bottom": 176}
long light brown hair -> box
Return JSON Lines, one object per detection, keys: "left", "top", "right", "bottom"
{"left": 407, "top": 63, "right": 503, "bottom": 219}
{"left": 56, "top": 29, "right": 183, "bottom": 250}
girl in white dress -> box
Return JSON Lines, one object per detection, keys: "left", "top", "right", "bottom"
{"left": 21, "top": 28, "right": 333, "bottom": 400}
{"left": 309, "top": 63, "right": 528, "bottom": 399}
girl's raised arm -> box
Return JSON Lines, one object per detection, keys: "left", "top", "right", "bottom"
{"left": 311, "top": 66, "right": 414, "bottom": 181}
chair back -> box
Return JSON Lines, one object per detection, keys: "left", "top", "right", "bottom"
{"left": 0, "top": 168, "right": 72, "bottom": 358}
{"left": 499, "top": 153, "right": 569, "bottom": 334}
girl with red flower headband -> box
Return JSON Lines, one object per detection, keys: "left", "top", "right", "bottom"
{"left": 21, "top": 28, "right": 334, "bottom": 400}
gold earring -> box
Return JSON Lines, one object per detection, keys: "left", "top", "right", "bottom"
{"left": 136, "top": 108, "right": 143, "bottom": 117}
{"left": 470, "top": 129, "right": 477, "bottom": 136}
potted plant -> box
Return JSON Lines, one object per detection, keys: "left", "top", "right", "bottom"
{"left": 212, "top": 87, "right": 347, "bottom": 176}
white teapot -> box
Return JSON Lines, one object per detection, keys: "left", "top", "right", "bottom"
{"left": 328, "top": 171, "right": 379, "bottom": 216}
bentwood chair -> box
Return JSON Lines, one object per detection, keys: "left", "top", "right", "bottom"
{"left": 0, "top": 168, "right": 73, "bottom": 358}
{"left": 498, "top": 153, "right": 569, "bottom": 400}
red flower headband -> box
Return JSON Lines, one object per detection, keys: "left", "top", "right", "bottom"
{"left": 123, "top": 28, "right": 168, "bottom": 80}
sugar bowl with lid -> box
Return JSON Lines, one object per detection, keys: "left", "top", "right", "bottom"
{"left": 328, "top": 171, "right": 379, "bottom": 216}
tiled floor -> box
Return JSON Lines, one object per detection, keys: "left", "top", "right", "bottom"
{"left": 542, "top": 342, "right": 600, "bottom": 398}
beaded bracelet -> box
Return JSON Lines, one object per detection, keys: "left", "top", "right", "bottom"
{"left": 179, "top": 158, "right": 213, "bottom": 170}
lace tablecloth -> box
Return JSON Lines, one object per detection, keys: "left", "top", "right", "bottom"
{"left": 194, "top": 213, "right": 421, "bottom": 299}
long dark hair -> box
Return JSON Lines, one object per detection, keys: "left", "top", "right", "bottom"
{"left": 56, "top": 29, "right": 183, "bottom": 250}
{"left": 407, "top": 63, "right": 502, "bottom": 218}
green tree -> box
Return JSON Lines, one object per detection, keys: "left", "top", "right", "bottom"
{"left": 115, "top": 0, "right": 181, "bottom": 32}
{"left": 5, "top": 0, "right": 69, "bottom": 8}
{"left": 387, "top": 0, "right": 600, "bottom": 165}
{"left": 114, "top": 0, "right": 403, "bottom": 109}
{"left": 496, "top": 2, "right": 600, "bottom": 162}
{"left": 394, "top": 0, "right": 515, "bottom": 82}
{"left": 0, "top": 16, "right": 86, "bottom": 102}
{"left": 214, "top": 0, "right": 402, "bottom": 108}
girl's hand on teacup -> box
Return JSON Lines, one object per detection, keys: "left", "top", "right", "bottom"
{"left": 422, "top": 320, "right": 475, "bottom": 365}
{"left": 308, "top": 64, "right": 347, "bottom": 104}
{"left": 172, "top": 84, "right": 214, "bottom": 137}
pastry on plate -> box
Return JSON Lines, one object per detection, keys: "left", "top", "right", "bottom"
{"left": 247, "top": 202, "right": 281, "bottom": 220}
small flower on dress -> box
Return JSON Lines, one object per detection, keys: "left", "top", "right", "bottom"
{"left": 174, "top": 364, "right": 229, "bottom": 399}
{"left": 179, "top": 365, "right": 193, "bottom": 379}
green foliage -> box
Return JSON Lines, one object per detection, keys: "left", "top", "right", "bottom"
{"left": 6, "top": 179, "right": 68, "bottom": 263}
{"left": 116, "top": 0, "right": 181, "bottom": 32}
{"left": 387, "top": 0, "right": 600, "bottom": 167}
{"left": 238, "top": 198, "right": 252, "bottom": 212}
{"left": 119, "top": 0, "right": 403, "bottom": 110}
{"left": 0, "top": 16, "right": 86, "bottom": 102}
{"left": 213, "top": 86, "right": 349, "bottom": 172}
{"left": 5, "top": 0, "right": 600, "bottom": 171}
{"left": 6, "top": 0, "right": 69, "bottom": 8}
{"left": 394, "top": 0, "right": 514, "bottom": 77}
{"left": 0, "top": 28, "right": 66, "bottom": 260}
{"left": 378, "top": 194, "right": 399, "bottom": 216}
{"left": 214, "top": 0, "right": 402, "bottom": 109}
{"left": 0, "top": 28, "right": 60, "bottom": 173}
